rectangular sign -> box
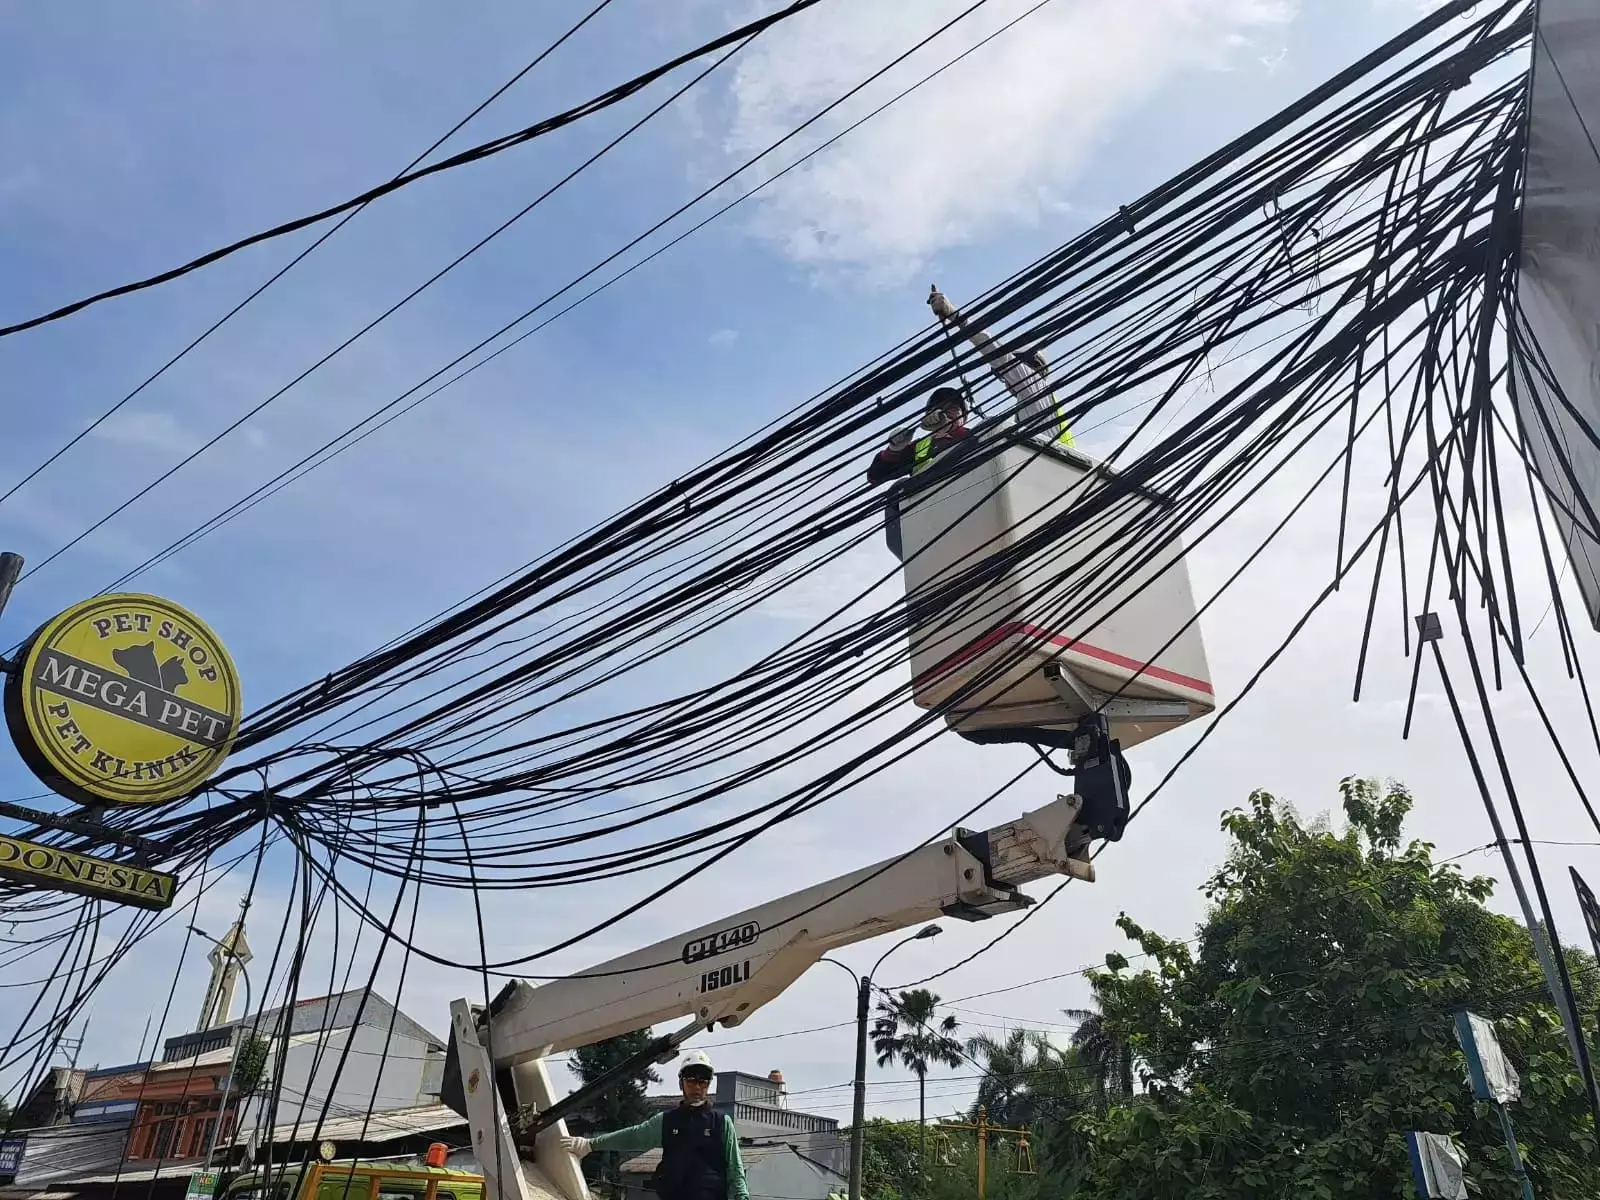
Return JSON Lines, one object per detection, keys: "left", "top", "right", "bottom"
{"left": 0, "top": 1137, "right": 24, "bottom": 1176}
{"left": 1510, "top": 0, "right": 1600, "bottom": 629}
{"left": 186, "top": 1172, "right": 220, "bottom": 1200}
{"left": 0, "top": 834, "right": 175, "bottom": 910}
{"left": 1573, "top": 867, "right": 1600, "bottom": 962}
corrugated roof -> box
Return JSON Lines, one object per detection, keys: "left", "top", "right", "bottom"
{"left": 63, "top": 1161, "right": 207, "bottom": 1185}
{"left": 153, "top": 1048, "right": 232, "bottom": 1071}
{"left": 267, "top": 1104, "right": 464, "bottom": 1146}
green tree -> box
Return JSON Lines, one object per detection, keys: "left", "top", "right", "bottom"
{"left": 856, "top": 1117, "right": 922, "bottom": 1200}
{"left": 1061, "top": 1002, "right": 1133, "bottom": 1106}
{"left": 566, "top": 1031, "right": 662, "bottom": 1195}
{"left": 965, "top": 1028, "right": 1045, "bottom": 1129}
{"left": 855, "top": 1118, "right": 1037, "bottom": 1200}
{"left": 231, "top": 1034, "right": 271, "bottom": 1098}
{"left": 1076, "top": 777, "right": 1600, "bottom": 1199}
{"left": 873, "top": 990, "right": 965, "bottom": 1167}
{"left": 963, "top": 1030, "right": 1098, "bottom": 1192}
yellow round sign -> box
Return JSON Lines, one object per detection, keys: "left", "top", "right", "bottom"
{"left": 3, "top": 594, "right": 242, "bottom": 806}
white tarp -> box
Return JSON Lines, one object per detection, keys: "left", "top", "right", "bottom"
{"left": 1406, "top": 1131, "right": 1467, "bottom": 1199}
{"left": 1456, "top": 1010, "right": 1522, "bottom": 1105}
{"left": 1512, "top": 0, "right": 1600, "bottom": 628}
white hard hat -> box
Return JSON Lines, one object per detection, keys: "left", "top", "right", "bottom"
{"left": 679, "top": 1050, "right": 715, "bottom": 1077}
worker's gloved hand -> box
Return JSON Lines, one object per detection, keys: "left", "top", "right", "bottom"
{"left": 928, "top": 286, "right": 957, "bottom": 320}
{"left": 561, "top": 1136, "right": 592, "bottom": 1159}
{"left": 888, "top": 428, "right": 915, "bottom": 451}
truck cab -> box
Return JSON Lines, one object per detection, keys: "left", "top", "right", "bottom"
{"left": 223, "top": 1159, "right": 483, "bottom": 1200}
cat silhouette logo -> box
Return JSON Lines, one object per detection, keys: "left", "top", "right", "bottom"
{"left": 4, "top": 593, "right": 242, "bottom": 807}
{"left": 111, "top": 643, "right": 190, "bottom": 694}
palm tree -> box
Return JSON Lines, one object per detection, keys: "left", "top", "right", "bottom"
{"left": 872, "top": 988, "right": 965, "bottom": 1166}
{"left": 1062, "top": 1004, "right": 1133, "bottom": 1105}
{"left": 964, "top": 1032, "right": 1099, "bottom": 1191}
{"left": 964, "top": 1027, "right": 1045, "bottom": 1129}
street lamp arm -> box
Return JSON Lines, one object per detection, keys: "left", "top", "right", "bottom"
{"left": 871, "top": 923, "right": 940, "bottom": 984}
{"left": 817, "top": 957, "right": 863, "bottom": 989}
{"left": 871, "top": 938, "right": 917, "bottom": 984}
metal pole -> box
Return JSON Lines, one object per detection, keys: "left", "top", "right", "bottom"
{"left": 848, "top": 976, "right": 870, "bottom": 1200}
{"left": 835, "top": 924, "right": 940, "bottom": 1200}
{"left": 203, "top": 960, "right": 252, "bottom": 1168}
{"left": 0, "top": 552, "right": 22, "bottom": 674}
{"left": 1428, "top": 639, "right": 1596, "bottom": 1111}
{"left": 0, "top": 553, "right": 22, "bottom": 625}
{"left": 975, "top": 1107, "right": 987, "bottom": 1200}
{"left": 1494, "top": 1102, "right": 1536, "bottom": 1200}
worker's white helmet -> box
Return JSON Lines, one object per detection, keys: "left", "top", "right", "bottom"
{"left": 679, "top": 1050, "right": 715, "bottom": 1080}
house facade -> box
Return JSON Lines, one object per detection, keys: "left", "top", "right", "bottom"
{"left": 157, "top": 988, "right": 447, "bottom": 1143}
{"left": 2, "top": 988, "right": 446, "bottom": 1193}
{"left": 124, "top": 1048, "right": 237, "bottom": 1163}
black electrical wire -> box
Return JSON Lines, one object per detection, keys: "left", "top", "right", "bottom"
{"left": 0, "top": 0, "right": 621, "bottom": 515}
{"left": 16, "top": 0, "right": 1594, "bottom": 1122}
{"left": 0, "top": 0, "right": 832, "bottom": 341}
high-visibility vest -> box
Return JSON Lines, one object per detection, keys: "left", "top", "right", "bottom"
{"left": 911, "top": 435, "right": 939, "bottom": 474}
{"left": 1046, "top": 389, "right": 1074, "bottom": 448}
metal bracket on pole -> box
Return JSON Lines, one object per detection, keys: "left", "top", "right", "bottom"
{"left": 1042, "top": 660, "right": 1190, "bottom": 721}
{"left": 0, "top": 798, "right": 178, "bottom": 862}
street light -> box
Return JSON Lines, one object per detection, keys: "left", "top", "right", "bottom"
{"left": 822, "top": 924, "right": 942, "bottom": 1200}
{"left": 188, "top": 925, "right": 253, "bottom": 1168}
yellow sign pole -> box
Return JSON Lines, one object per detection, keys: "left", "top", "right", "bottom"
{"left": 936, "top": 1107, "right": 1033, "bottom": 1200}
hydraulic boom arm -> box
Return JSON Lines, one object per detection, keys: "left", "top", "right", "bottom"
{"left": 441, "top": 794, "right": 1095, "bottom": 1200}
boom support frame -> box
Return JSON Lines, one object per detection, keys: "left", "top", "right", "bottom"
{"left": 442, "top": 794, "right": 1099, "bottom": 1200}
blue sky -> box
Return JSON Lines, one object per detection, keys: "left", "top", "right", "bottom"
{"left": 8, "top": 0, "right": 1600, "bottom": 1131}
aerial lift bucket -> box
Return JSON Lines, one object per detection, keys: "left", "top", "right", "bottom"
{"left": 894, "top": 434, "right": 1215, "bottom": 751}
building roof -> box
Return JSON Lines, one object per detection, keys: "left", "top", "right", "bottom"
{"left": 82, "top": 1062, "right": 151, "bottom": 1079}
{"left": 163, "top": 990, "right": 444, "bottom": 1063}
{"left": 38, "top": 1162, "right": 206, "bottom": 1186}
{"left": 265, "top": 1104, "right": 464, "bottom": 1147}
{"left": 151, "top": 1048, "right": 233, "bottom": 1072}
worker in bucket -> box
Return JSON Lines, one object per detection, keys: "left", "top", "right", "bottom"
{"left": 561, "top": 1049, "right": 750, "bottom": 1200}
{"left": 865, "top": 386, "right": 975, "bottom": 485}
{"left": 927, "top": 285, "right": 1075, "bottom": 447}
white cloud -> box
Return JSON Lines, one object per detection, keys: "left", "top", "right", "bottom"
{"left": 88, "top": 409, "right": 199, "bottom": 456}
{"left": 709, "top": 327, "right": 739, "bottom": 347}
{"left": 718, "top": 0, "right": 1299, "bottom": 281}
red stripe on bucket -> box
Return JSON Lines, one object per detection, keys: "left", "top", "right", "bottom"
{"left": 918, "top": 621, "right": 1214, "bottom": 697}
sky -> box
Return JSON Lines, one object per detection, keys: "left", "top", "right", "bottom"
{"left": 4, "top": 0, "right": 1597, "bottom": 1142}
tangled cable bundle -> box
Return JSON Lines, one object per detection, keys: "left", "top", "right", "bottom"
{"left": 9, "top": 0, "right": 1600, "bottom": 1147}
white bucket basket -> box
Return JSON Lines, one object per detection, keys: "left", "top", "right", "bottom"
{"left": 896, "top": 435, "right": 1215, "bottom": 750}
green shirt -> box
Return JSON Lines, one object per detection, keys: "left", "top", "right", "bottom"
{"left": 589, "top": 1109, "right": 749, "bottom": 1200}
